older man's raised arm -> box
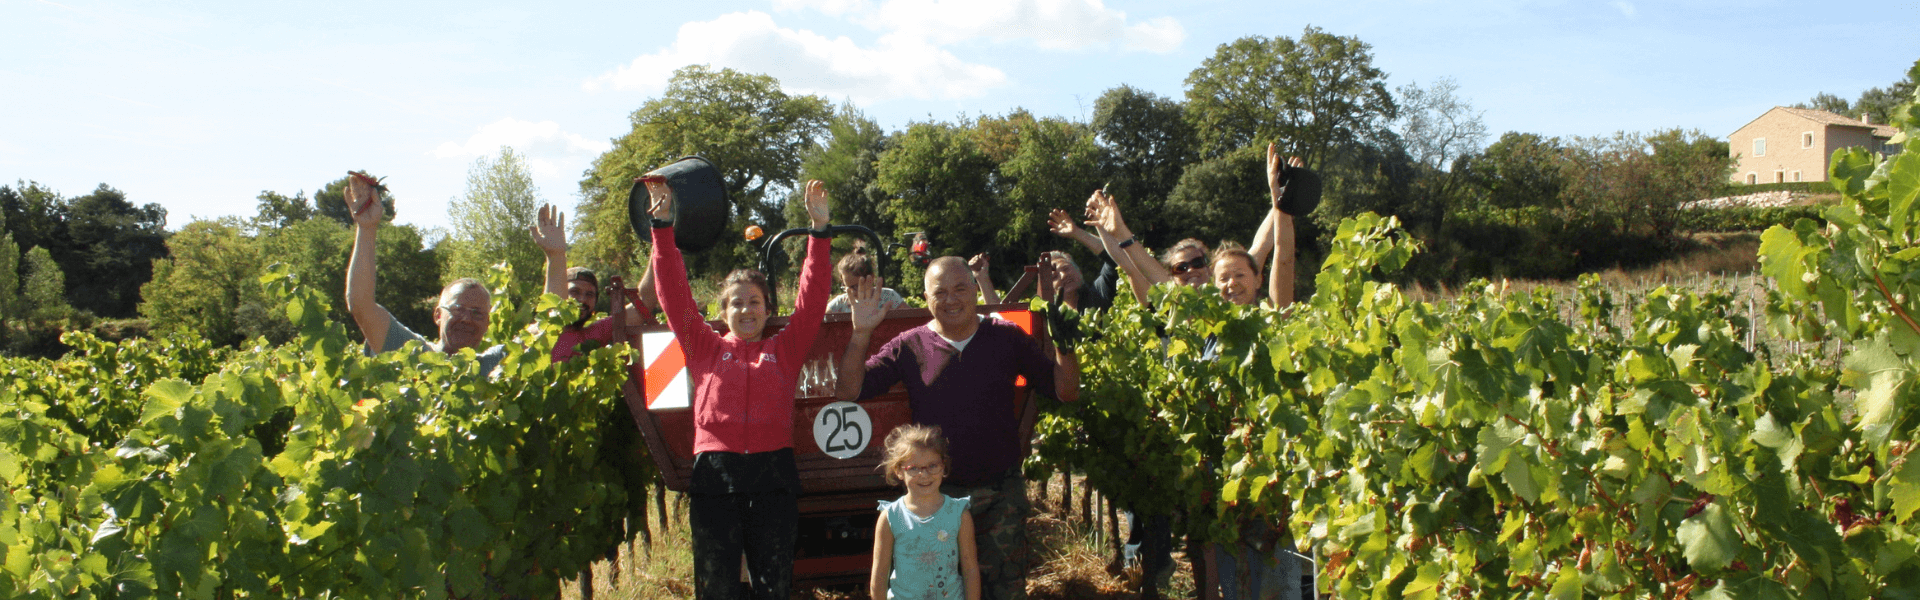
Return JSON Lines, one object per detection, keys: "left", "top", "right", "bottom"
{"left": 834, "top": 279, "right": 890, "bottom": 401}
{"left": 343, "top": 174, "right": 393, "bottom": 353}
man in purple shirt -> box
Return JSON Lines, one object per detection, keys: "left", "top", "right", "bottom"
{"left": 837, "top": 256, "right": 1080, "bottom": 600}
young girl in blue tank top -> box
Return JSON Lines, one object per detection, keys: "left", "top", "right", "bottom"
{"left": 870, "top": 424, "right": 980, "bottom": 600}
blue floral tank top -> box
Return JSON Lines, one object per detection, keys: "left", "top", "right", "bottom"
{"left": 879, "top": 494, "right": 969, "bottom": 600}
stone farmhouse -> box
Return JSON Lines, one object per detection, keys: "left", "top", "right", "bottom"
{"left": 1727, "top": 107, "right": 1902, "bottom": 184}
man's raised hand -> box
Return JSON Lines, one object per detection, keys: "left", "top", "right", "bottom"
{"left": 531, "top": 204, "right": 568, "bottom": 255}
{"left": 847, "top": 276, "right": 885, "bottom": 332}
{"left": 804, "top": 179, "right": 831, "bottom": 230}
{"left": 345, "top": 171, "right": 384, "bottom": 228}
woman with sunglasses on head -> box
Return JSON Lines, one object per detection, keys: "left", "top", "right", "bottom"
{"left": 1087, "top": 142, "right": 1300, "bottom": 310}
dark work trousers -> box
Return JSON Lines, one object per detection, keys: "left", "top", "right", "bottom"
{"left": 1124, "top": 510, "right": 1175, "bottom": 597}
{"left": 690, "top": 488, "right": 798, "bottom": 600}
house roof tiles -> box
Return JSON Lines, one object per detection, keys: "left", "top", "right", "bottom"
{"left": 1774, "top": 106, "right": 1900, "bottom": 139}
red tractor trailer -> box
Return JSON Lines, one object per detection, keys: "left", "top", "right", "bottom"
{"left": 614, "top": 210, "right": 1048, "bottom": 587}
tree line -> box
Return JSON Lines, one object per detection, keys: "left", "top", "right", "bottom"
{"left": 567, "top": 27, "right": 1756, "bottom": 296}
{"left": 1793, "top": 69, "right": 1917, "bottom": 124}
{"left": 7, "top": 27, "right": 1907, "bottom": 356}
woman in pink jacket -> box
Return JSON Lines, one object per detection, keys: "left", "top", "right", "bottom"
{"left": 643, "top": 177, "right": 834, "bottom": 600}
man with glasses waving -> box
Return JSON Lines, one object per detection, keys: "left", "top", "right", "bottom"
{"left": 342, "top": 173, "right": 506, "bottom": 375}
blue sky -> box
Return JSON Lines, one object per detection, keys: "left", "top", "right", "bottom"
{"left": 3, "top": 0, "right": 1915, "bottom": 233}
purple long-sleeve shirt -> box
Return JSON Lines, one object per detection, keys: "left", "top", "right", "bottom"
{"left": 858, "top": 318, "right": 1057, "bottom": 487}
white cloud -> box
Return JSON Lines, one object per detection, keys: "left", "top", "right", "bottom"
{"left": 431, "top": 118, "right": 609, "bottom": 177}
{"left": 772, "top": 0, "right": 871, "bottom": 16}
{"left": 1611, "top": 1, "right": 1637, "bottom": 18}
{"left": 584, "top": 11, "right": 1007, "bottom": 102}
{"left": 863, "top": 0, "right": 1184, "bottom": 53}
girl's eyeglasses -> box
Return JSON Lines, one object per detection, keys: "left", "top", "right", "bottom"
{"left": 901, "top": 464, "right": 943, "bottom": 476}
{"left": 1170, "top": 256, "right": 1208, "bottom": 275}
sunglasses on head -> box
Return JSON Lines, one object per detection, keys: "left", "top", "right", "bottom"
{"left": 1171, "top": 256, "right": 1208, "bottom": 275}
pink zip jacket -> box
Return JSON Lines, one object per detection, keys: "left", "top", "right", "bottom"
{"left": 651, "top": 225, "right": 832, "bottom": 454}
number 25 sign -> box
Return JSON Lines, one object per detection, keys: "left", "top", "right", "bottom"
{"left": 812, "top": 401, "right": 871, "bottom": 459}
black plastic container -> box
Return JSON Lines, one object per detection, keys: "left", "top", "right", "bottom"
{"left": 627, "top": 156, "right": 730, "bottom": 252}
{"left": 1277, "top": 165, "right": 1322, "bottom": 217}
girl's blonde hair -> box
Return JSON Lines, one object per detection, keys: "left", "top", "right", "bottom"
{"left": 879, "top": 424, "right": 950, "bottom": 485}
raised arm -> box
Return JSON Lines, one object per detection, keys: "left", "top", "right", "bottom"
{"left": 1267, "top": 144, "right": 1301, "bottom": 309}
{"left": 1248, "top": 207, "right": 1277, "bottom": 272}
{"left": 1091, "top": 191, "right": 1175, "bottom": 287}
{"left": 532, "top": 203, "right": 569, "bottom": 298}
{"left": 635, "top": 257, "right": 662, "bottom": 316}
{"left": 779, "top": 180, "right": 836, "bottom": 358}
{"left": 969, "top": 254, "right": 999, "bottom": 305}
{"left": 1037, "top": 258, "right": 1080, "bottom": 403}
{"left": 1084, "top": 190, "right": 1160, "bottom": 307}
{"left": 1048, "top": 208, "right": 1105, "bottom": 256}
{"left": 1056, "top": 206, "right": 1122, "bottom": 309}
{"left": 643, "top": 179, "right": 721, "bottom": 356}
{"left": 343, "top": 173, "right": 392, "bottom": 352}
{"left": 834, "top": 278, "right": 887, "bottom": 401}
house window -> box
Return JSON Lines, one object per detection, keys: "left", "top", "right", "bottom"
{"left": 1803, "top": 132, "right": 1815, "bottom": 148}
{"left": 1747, "top": 173, "right": 1758, "bottom": 185}
{"left": 1754, "top": 138, "right": 1766, "bottom": 157}
{"left": 1776, "top": 171, "right": 1786, "bottom": 184}
{"left": 1792, "top": 171, "right": 1802, "bottom": 182}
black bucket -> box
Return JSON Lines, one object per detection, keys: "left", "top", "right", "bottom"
{"left": 628, "top": 156, "right": 731, "bottom": 252}
{"left": 1277, "top": 165, "right": 1322, "bottom": 217}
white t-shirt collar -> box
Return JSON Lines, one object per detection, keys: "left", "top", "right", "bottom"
{"left": 936, "top": 315, "right": 986, "bottom": 352}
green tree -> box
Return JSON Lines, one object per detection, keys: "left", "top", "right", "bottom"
{"left": 577, "top": 65, "right": 834, "bottom": 280}
{"left": 1183, "top": 27, "right": 1396, "bottom": 166}
{"left": 789, "top": 107, "right": 892, "bottom": 235}
{"left": 60, "top": 184, "right": 169, "bottom": 317}
{"left": 0, "top": 233, "right": 18, "bottom": 322}
{"left": 1463, "top": 132, "right": 1567, "bottom": 210}
{"left": 20, "top": 246, "right": 69, "bottom": 319}
{"left": 993, "top": 113, "right": 1105, "bottom": 275}
{"left": 1795, "top": 91, "right": 1855, "bottom": 116}
{"left": 1795, "top": 65, "right": 1917, "bottom": 125}
{"left": 1314, "top": 134, "right": 1419, "bottom": 227}
{"left": 874, "top": 121, "right": 1000, "bottom": 281}
{"left": 253, "top": 190, "right": 315, "bottom": 232}
{"left": 314, "top": 175, "right": 396, "bottom": 225}
{"left": 446, "top": 147, "right": 545, "bottom": 292}
{"left": 773, "top": 108, "right": 893, "bottom": 283}
{"left": 139, "top": 219, "right": 263, "bottom": 347}
{"left": 1554, "top": 129, "right": 1731, "bottom": 264}
{"left": 1092, "top": 85, "right": 1197, "bottom": 250}
{"left": 254, "top": 218, "right": 441, "bottom": 340}
{"left": 1855, "top": 70, "right": 1918, "bottom": 124}
{"left": 0, "top": 181, "right": 67, "bottom": 262}
{"left": 1162, "top": 147, "right": 1271, "bottom": 250}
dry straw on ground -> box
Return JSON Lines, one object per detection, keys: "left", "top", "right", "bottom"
{"left": 560, "top": 474, "right": 1192, "bottom": 600}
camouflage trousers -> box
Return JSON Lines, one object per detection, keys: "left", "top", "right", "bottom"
{"left": 942, "top": 470, "right": 1031, "bottom": 600}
